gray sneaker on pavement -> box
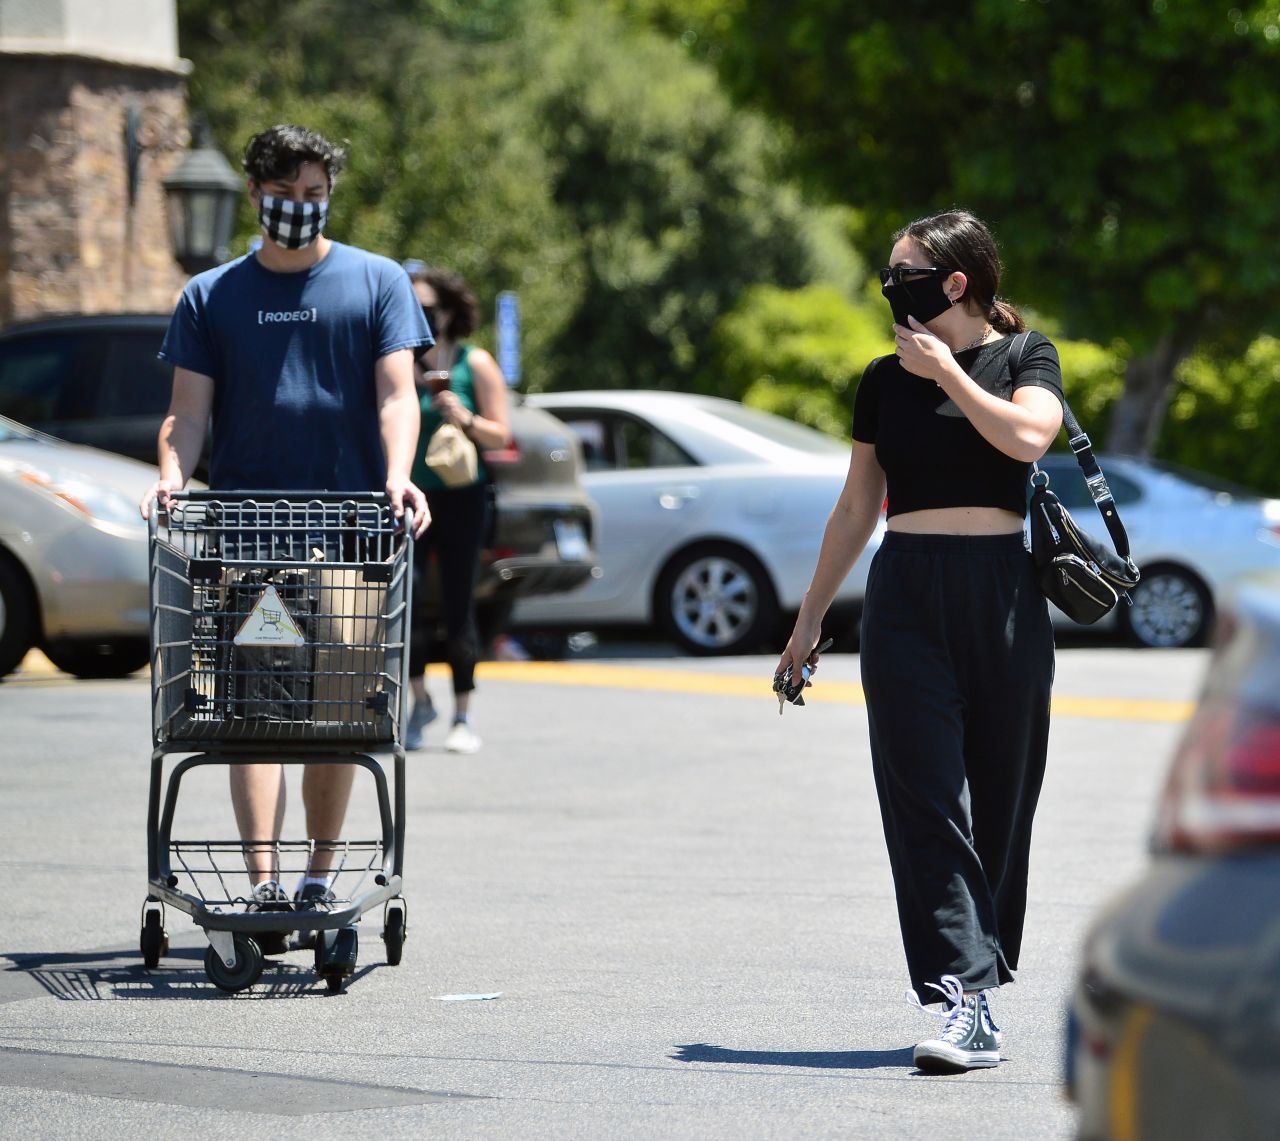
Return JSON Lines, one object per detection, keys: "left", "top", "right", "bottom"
{"left": 404, "top": 698, "right": 438, "bottom": 750}
{"left": 980, "top": 990, "right": 1003, "bottom": 1048}
{"left": 245, "top": 880, "right": 291, "bottom": 956}
{"left": 289, "top": 881, "right": 336, "bottom": 951}
{"left": 909, "top": 975, "right": 1002, "bottom": 1072}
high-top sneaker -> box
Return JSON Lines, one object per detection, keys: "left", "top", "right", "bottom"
{"left": 909, "top": 975, "right": 1002, "bottom": 1072}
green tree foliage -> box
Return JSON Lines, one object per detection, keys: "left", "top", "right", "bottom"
{"left": 684, "top": 1, "right": 1280, "bottom": 456}
{"left": 513, "top": 7, "right": 823, "bottom": 392}
{"left": 176, "top": 0, "right": 845, "bottom": 393}
{"left": 1162, "top": 340, "right": 1280, "bottom": 495}
{"left": 707, "top": 282, "right": 890, "bottom": 433}
{"left": 176, "top": 0, "right": 580, "bottom": 387}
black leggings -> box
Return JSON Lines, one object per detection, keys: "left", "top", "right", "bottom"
{"left": 409, "top": 481, "right": 490, "bottom": 695}
{"left": 859, "top": 531, "right": 1054, "bottom": 1002}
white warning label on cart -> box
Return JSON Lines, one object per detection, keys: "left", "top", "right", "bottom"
{"left": 233, "top": 585, "right": 306, "bottom": 647}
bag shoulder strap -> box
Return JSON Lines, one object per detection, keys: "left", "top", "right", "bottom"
{"left": 1009, "top": 332, "right": 1136, "bottom": 563}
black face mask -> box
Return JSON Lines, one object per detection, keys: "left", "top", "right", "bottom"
{"left": 421, "top": 305, "right": 442, "bottom": 336}
{"left": 882, "top": 275, "right": 954, "bottom": 328}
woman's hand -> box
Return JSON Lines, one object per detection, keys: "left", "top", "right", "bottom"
{"left": 894, "top": 316, "right": 957, "bottom": 384}
{"left": 775, "top": 622, "right": 825, "bottom": 692}
{"left": 432, "top": 390, "right": 474, "bottom": 430}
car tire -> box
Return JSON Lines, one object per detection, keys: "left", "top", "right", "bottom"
{"left": 1116, "top": 564, "right": 1213, "bottom": 649}
{"left": 0, "top": 554, "right": 38, "bottom": 679}
{"left": 42, "top": 637, "right": 151, "bottom": 679}
{"left": 656, "top": 542, "right": 778, "bottom": 656}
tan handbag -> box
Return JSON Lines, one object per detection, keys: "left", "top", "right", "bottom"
{"left": 424, "top": 421, "right": 479, "bottom": 487}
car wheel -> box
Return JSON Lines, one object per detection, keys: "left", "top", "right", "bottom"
{"left": 1117, "top": 564, "right": 1213, "bottom": 648}
{"left": 656, "top": 543, "right": 778, "bottom": 656}
{"left": 43, "top": 637, "right": 150, "bottom": 679}
{"left": 0, "top": 555, "right": 37, "bottom": 679}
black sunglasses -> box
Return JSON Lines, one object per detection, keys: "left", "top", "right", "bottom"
{"left": 878, "top": 265, "right": 955, "bottom": 287}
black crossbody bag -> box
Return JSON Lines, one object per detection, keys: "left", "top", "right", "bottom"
{"left": 1009, "top": 332, "right": 1141, "bottom": 624}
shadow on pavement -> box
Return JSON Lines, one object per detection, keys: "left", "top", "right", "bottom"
{"left": 671, "top": 1043, "right": 914, "bottom": 1070}
{"left": 2, "top": 946, "right": 376, "bottom": 1000}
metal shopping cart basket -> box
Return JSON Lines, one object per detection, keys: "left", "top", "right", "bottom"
{"left": 142, "top": 492, "right": 413, "bottom": 993}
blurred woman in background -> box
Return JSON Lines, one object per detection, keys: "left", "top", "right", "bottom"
{"left": 404, "top": 264, "right": 512, "bottom": 753}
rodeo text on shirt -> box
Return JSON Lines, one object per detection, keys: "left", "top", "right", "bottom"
{"left": 258, "top": 307, "right": 319, "bottom": 324}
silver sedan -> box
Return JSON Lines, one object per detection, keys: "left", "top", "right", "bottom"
{"left": 513, "top": 391, "right": 881, "bottom": 655}
{"left": 0, "top": 416, "right": 155, "bottom": 678}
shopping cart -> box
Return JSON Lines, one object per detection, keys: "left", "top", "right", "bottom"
{"left": 142, "top": 492, "right": 413, "bottom": 993}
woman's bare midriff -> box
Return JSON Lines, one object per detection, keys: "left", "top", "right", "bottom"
{"left": 887, "top": 506, "right": 1024, "bottom": 536}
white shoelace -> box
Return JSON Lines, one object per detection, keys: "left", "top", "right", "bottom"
{"left": 905, "top": 974, "right": 974, "bottom": 1042}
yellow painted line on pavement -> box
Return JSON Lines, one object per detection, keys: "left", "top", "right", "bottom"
{"left": 11, "top": 651, "right": 1190, "bottom": 723}
{"left": 1051, "top": 694, "right": 1194, "bottom": 723}
{"left": 14, "top": 649, "right": 59, "bottom": 677}
{"left": 471, "top": 661, "right": 1194, "bottom": 724}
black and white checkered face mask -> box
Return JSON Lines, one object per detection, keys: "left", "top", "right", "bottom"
{"left": 258, "top": 194, "right": 329, "bottom": 250}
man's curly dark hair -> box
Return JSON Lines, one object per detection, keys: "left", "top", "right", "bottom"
{"left": 242, "top": 124, "right": 347, "bottom": 189}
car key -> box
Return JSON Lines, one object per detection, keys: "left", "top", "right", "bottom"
{"left": 774, "top": 636, "right": 834, "bottom": 713}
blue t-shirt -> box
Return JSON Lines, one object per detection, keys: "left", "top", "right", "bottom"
{"left": 160, "top": 242, "right": 432, "bottom": 491}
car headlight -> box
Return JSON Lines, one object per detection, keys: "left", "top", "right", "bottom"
{"left": 2, "top": 461, "right": 143, "bottom": 529}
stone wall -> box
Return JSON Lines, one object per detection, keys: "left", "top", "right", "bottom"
{"left": 0, "top": 55, "right": 188, "bottom": 326}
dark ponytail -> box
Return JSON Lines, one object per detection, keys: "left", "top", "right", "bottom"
{"left": 989, "top": 299, "right": 1025, "bottom": 335}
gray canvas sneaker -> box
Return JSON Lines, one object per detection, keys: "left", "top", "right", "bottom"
{"left": 289, "top": 881, "right": 336, "bottom": 952}
{"left": 404, "top": 698, "right": 438, "bottom": 750}
{"left": 980, "top": 990, "right": 1003, "bottom": 1049}
{"left": 245, "top": 879, "right": 291, "bottom": 956}
{"left": 909, "top": 975, "right": 1002, "bottom": 1073}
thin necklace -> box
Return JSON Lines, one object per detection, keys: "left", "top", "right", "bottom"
{"left": 955, "top": 325, "right": 992, "bottom": 353}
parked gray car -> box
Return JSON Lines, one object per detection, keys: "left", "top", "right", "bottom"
{"left": 1066, "top": 568, "right": 1280, "bottom": 1138}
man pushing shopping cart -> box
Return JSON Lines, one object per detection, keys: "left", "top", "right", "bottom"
{"left": 139, "top": 123, "right": 431, "bottom": 992}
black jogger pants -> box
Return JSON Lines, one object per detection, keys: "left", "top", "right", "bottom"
{"left": 859, "top": 531, "right": 1054, "bottom": 1003}
{"left": 409, "top": 481, "right": 490, "bottom": 694}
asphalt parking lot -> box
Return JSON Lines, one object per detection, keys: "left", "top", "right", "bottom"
{"left": 0, "top": 643, "right": 1205, "bottom": 1138}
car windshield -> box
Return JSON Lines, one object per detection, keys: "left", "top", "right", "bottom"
{"left": 698, "top": 402, "right": 848, "bottom": 457}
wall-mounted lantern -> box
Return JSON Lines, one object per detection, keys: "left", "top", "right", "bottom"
{"left": 162, "top": 119, "right": 241, "bottom": 276}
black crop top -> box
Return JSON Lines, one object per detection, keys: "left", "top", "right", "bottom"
{"left": 850, "top": 332, "right": 1064, "bottom": 519}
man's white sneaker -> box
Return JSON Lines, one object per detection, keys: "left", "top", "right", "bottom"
{"left": 445, "top": 718, "right": 482, "bottom": 754}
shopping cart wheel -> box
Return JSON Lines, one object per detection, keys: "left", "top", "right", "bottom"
{"left": 382, "top": 902, "right": 406, "bottom": 967}
{"left": 204, "top": 935, "right": 264, "bottom": 993}
{"left": 316, "top": 926, "right": 358, "bottom": 993}
{"left": 140, "top": 907, "right": 169, "bottom": 969}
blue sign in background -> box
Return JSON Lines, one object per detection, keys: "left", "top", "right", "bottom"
{"left": 496, "top": 291, "right": 520, "bottom": 385}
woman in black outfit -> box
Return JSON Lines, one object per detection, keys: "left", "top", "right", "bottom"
{"left": 777, "top": 210, "right": 1064, "bottom": 1073}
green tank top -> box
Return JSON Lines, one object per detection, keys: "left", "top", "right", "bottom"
{"left": 411, "top": 344, "right": 488, "bottom": 491}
